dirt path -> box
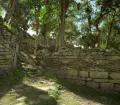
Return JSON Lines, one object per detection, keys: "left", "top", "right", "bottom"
{"left": 0, "top": 76, "right": 120, "bottom": 105}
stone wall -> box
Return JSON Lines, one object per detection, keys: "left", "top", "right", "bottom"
{"left": 0, "top": 19, "right": 15, "bottom": 71}
{"left": 45, "top": 49, "right": 120, "bottom": 92}
{"left": 0, "top": 17, "right": 35, "bottom": 71}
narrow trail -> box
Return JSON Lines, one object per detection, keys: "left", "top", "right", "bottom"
{"left": 0, "top": 74, "right": 120, "bottom": 105}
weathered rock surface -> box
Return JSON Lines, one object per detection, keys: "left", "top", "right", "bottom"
{"left": 110, "top": 73, "right": 120, "bottom": 80}
{"left": 93, "top": 79, "right": 108, "bottom": 83}
{"left": 86, "top": 82, "right": 99, "bottom": 89}
{"left": 114, "top": 84, "right": 120, "bottom": 91}
{"left": 100, "top": 83, "right": 114, "bottom": 90}
{"left": 90, "top": 72, "right": 108, "bottom": 79}
{"left": 79, "top": 71, "right": 88, "bottom": 78}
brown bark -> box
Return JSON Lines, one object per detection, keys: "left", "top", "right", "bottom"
{"left": 13, "top": 43, "right": 19, "bottom": 68}
{"left": 106, "top": 14, "right": 116, "bottom": 49}
{"left": 4, "top": 0, "right": 17, "bottom": 23}
{"left": 34, "top": 7, "right": 40, "bottom": 56}
{"left": 58, "top": 0, "right": 69, "bottom": 52}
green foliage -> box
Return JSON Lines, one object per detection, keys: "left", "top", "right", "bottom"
{"left": 48, "top": 88, "right": 60, "bottom": 100}
{"left": 0, "top": 68, "right": 26, "bottom": 86}
{"left": 4, "top": 22, "right": 12, "bottom": 30}
{"left": 44, "top": 72, "right": 60, "bottom": 100}
{"left": 0, "top": 0, "right": 120, "bottom": 50}
{"left": 44, "top": 72, "right": 57, "bottom": 80}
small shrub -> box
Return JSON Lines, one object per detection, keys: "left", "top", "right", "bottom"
{"left": 44, "top": 72, "right": 57, "bottom": 81}
{"left": 44, "top": 72, "right": 60, "bottom": 100}
{"left": 48, "top": 88, "right": 60, "bottom": 100}
{"left": 0, "top": 67, "right": 26, "bottom": 86}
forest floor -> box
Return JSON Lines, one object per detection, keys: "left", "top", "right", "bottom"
{"left": 0, "top": 70, "right": 120, "bottom": 105}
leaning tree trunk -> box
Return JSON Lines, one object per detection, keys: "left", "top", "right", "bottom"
{"left": 34, "top": 7, "right": 40, "bottom": 57}
{"left": 4, "top": 0, "right": 17, "bottom": 23}
{"left": 13, "top": 43, "right": 19, "bottom": 68}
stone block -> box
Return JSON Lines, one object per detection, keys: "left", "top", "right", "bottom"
{"left": 98, "top": 51, "right": 104, "bottom": 55}
{"left": 60, "top": 66, "right": 68, "bottom": 74}
{"left": 114, "top": 84, "right": 120, "bottom": 91}
{"left": 67, "top": 51, "right": 73, "bottom": 56}
{"left": 107, "top": 56, "right": 120, "bottom": 60}
{"left": 6, "top": 55, "right": 12, "bottom": 59}
{"left": 93, "top": 79, "right": 108, "bottom": 83}
{"left": 91, "top": 52, "right": 97, "bottom": 55}
{"left": 0, "top": 51, "right": 6, "bottom": 55}
{"left": 86, "top": 82, "right": 99, "bottom": 89}
{"left": 78, "top": 77, "right": 86, "bottom": 80}
{"left": 100, "top": 83, "right": 114, "bottom": 90}
{"left": 62, "top": 60, "right": 70, "bottom": 64}
{"left": 67, "top": 69, "right": 78, "bottom": 76}
{"left": 109, "top": 80, "right": 120, "bottom": 83}
{"left": 79, "top": 52, "right": 86, "bottom": 56}
{"left": 74, "top": 79, "right": 85, "bottom": 86}
{"left": 104, "top": 51, "right": 115, "bottom": 56}
{"left": 66, "top": 75, "right": 78, "bottom": 79}
{"left": 89, "top": 67, "right": 105, "bottom": 72}
{"left": 79, "top": 71, "right": 88, "bottom": 78}
{"left": 86, "top": 78, "right": 92, "bottom": 81}
{"left": 0, "top": 45, "right": 4, "bottom": 48}
{"left": 95, "top": 60, "right": 104, "bottom": 65}
{"left": 81, "top": 78, "right": 86, "bottom": 80}
{"left": 5, "top": 44, "right": 9, "bottom": 48}
{"left": 0, "top": 56, "right": 6, "bottom": 59}
{"left": 86, "top": 55, "right": 92, "bottom": 59}
{"left": 65, "top": 56, "right": 77, "bottom": 59}
{"left": 93, "top": 55, "right": 106, "bottom": 60}
{"left": 110, "top": 73, "right": 120, "bottom": 80}
{"left": 4, "top": 49, "right": 9, "bottom": 51}
{"left": 90, "top": 71, "right": 108, "bottom": 79}
{"left": 0, "top": 49, "right": 4, "bottom": 51}
{"left": 45, "top": 67, "right": 58, "bottom": 72}
{"left": 73, "top": 49, "right": 80, "bottom": 55}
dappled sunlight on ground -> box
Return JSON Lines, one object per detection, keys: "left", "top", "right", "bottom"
{"left": 0, "top": 76, "right": 120, "bottom": 105}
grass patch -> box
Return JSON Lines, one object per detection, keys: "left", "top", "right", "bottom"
{"left": 36, "top": 98, "right": 57, "bottom": 105}
{"left": 44, "top": 72, "right": 60, "bottom": 100}
{"left": 0, "top": 67, "right": 27, "bottom": 86}
{"left": 48, "top": 88, "right": 60, "bottom": 100}
{"left": 44, "top": 72, "right": 120, "bottom": 104}
{"left": 44, "top": 72, "right": 58, "bottom": 82}
{"left": 57, "top": 77, "right": 120, "bottom": 103}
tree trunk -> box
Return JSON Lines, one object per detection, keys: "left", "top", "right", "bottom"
{"left": 58, "top": 0, "right": 69, "bottom": 52}
{"left": 34, "top": 7, "right": 40, "bottom": 56}
{"left": 13, "top": 43, "right": 19, "bottom": 68}
{"left": 5, "top": 0, "right": 17, "bottom": 23}
{"left": 58, "top": 13, "right": 65, "bottom": 52}
{"left": 106, "top": 14, "right": 115, "bottom": 49}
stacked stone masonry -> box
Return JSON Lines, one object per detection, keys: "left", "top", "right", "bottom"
{"left": 45, "top": 49, "right": 120, "bottom": 92}
{"left": 0, "top": 17, "right": 120, "bottom": 92}
{"left": 0, "top": 23, "right": 15, "bottom": 71}
{"left": 0, "top": 19, "right": 33, "bottom": 71}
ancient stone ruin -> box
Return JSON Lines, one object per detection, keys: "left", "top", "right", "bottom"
{"left": 45, "top": 49, "right": 120, "bottom": 92}
{"left": 0, "top": 18, "right": 15, "bottom": 71}
{"left": 0, "top": 18, "right": 120, "bottom": 92}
